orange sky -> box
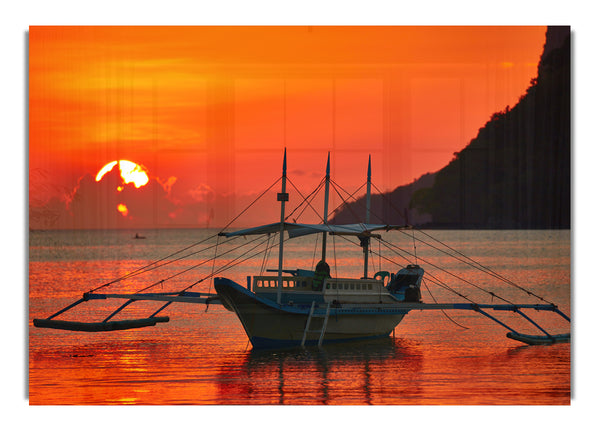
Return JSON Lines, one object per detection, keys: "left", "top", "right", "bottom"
{"left": 29, "top": 26, "right": 547, "bottom": 229}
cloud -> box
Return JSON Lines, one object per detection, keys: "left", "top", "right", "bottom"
{"left": 60, "top": 169, "right": 177, "bottom": 228}
{"left": 188, "top": 183, "right": 215, "bottom": 203}
{"left": 157, "top": 176, "right": 178, "bottom": 196}
{"left": 29, "top": 167, "right": 209, "bottom": 229}
{"left": 29, "top": 168, "right": 283, "bottom": 230}
{"left": 289, "top": 168, "right": 321, "bottom": 179}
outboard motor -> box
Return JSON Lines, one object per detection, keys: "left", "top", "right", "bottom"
{"left": 389, "top": 264, "right": 424, "bottom": 302}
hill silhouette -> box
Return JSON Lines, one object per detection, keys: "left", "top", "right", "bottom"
{"left": 330, "top": 26, "right": 570, "bottom": 229}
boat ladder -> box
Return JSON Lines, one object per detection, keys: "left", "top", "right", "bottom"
{"left": 301, "top": 301, "right": 331, "bottom": 347}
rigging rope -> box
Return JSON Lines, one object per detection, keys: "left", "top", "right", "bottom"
{"left": 208, "top": 233, "right": 220, "bottom": 295}
{"left": 221, "top": 176, "right": 282, "bottom": 230}
{"left": 369, "top": 181, "right": 550, "bottom": 304}
{"left": 337, "top": 233, "right": 476, "bottom": 303}
{"left": 421, "top": 279, "right": 470, "bottom": 330}
{"left": 86, "top": 232, "right": 222, "bottom": 293}
{"left": 211, "top": 234, "right": 293, "bottom": 279}
{"left": 85, "top": 169, "right": 551, "bottom": 311}
{"left": 144, "top": 235, "right": 276, "bottom": 317}
{"left": 124, "top": 235, "right": 238, "bottom": 289}
{"left": 327, "top": 179, "right": 367, "bottom": 220}
{"left": 260, "top": 233, "right": 272, "bottom": 276}
{"left": 414, "top": 229, "right": 553, "bottom": 305}
{"left": 411, "top": 229, "right": 418, "bottom": 265}
{"left": 378, "top": 236, "right": 515, "bottom": 305}
{"left": 285, "top": 177, "right": 325, "bottom": 222}
{"left": 332, "top": 233, "right": 338, "bottom": 278}
{"left": 378, "top": 239, "right": 382, "bottom": 272}
{"left": 329, "top": 180, "right": 366, "bottom": 223}
{"left": 85, "top": 174, "right": 284, "bottom": 295}
{"left": 132, "top": 234, "right": 269, "bottom": 294}
{"left": 312, "top": 233, "right": 319, "bottom": 268}
{"left": 90, "top": 170, "right": 314, "bottom": 299}
{"left": 370, "top": 182, "right": 406, "bottom": 225}
{"left": 136, "top": 234, "right": 280, "bottom": 319}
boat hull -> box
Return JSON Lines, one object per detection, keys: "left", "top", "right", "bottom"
{"left": 214, "top": 277, "right": 408, "bottom": 349}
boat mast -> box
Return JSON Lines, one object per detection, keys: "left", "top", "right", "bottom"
{"left": 276, "top": 149, "right": 288, "bottom": 304}
{"left": 321, "top": 152, "right": 331, "bottom": 261}
{"left": 363, "top": 155, "right": 372, "bottom": 279}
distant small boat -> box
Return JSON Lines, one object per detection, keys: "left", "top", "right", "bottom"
{"left": 133, "top": 233, "right": 146, "bottom": 239}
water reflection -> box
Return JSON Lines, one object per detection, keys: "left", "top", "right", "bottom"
{"left": 217, "top": 337, "right": 424, "bottom": 405}
{"left": 29, "top": 229, "right": 570, "bottom": 405}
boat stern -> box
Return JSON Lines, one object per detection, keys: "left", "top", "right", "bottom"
{"left": 388, "top": 264, "right": 425, "bottom": 302}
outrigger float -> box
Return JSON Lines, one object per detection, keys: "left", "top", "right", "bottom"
{"left": 34, "top": 151, "right": 570, "bottom": 349}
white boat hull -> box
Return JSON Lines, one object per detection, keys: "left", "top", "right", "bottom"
{"left": 214, "top": 277, "right": 408, "bottom": 348}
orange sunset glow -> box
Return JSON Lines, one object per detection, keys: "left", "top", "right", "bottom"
{"left": 28, "top": 26, "right": 547, "bottom": 229}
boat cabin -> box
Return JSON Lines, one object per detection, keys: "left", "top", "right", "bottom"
{"left": 251, "top": 264, "right": 424, "bottom": 305}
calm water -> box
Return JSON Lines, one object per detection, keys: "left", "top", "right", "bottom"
{"left": 29, "top": 229, "right": 571, "bottom": 405}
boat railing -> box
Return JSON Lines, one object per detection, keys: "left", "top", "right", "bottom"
{"left": 324, "top": 278, "right": 384, "bottom": 293}
{"left": 253, "top": 275, "right": 313, "bottom": 292}
{"left": 253, "top": 275, "right": 386, "bottom": 294}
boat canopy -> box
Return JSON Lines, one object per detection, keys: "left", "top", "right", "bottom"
{"left": 220, "top": 222, "right": 407, "bottom": 239}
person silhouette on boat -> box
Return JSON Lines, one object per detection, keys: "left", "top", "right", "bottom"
{"left": 312, "top": 260, "right": 331, "bottom": 290}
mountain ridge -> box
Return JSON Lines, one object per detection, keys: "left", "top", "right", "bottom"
{"left": 331, "top": 26, "right": 570, "bottom": 229}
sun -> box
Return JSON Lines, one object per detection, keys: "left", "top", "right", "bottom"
{"left": 96, "top": 160, "right": 149, "bottom": 189}
{"left": 95, "top": 160, "right": 149, "bottom": 219}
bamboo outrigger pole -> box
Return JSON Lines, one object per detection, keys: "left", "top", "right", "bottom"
{"left": 363, "top": 155, "right": 372, "bottom": 279}
{"left": 276, "top": 149, "right": 288, "bottom": 304}
{"left": 321, "top": 152, "right": 331, "bottom": 261}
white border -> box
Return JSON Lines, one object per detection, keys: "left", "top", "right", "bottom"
{"left": 6, "top": 1, "right": 598, "bottom": 429}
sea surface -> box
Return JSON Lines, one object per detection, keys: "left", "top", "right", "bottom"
{"left": 28, "top": 229, "right": 571, "bottom": 405}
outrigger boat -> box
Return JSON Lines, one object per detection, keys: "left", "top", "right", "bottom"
{"left": 33, "top": 151, "right": 571, "bottom": 349}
